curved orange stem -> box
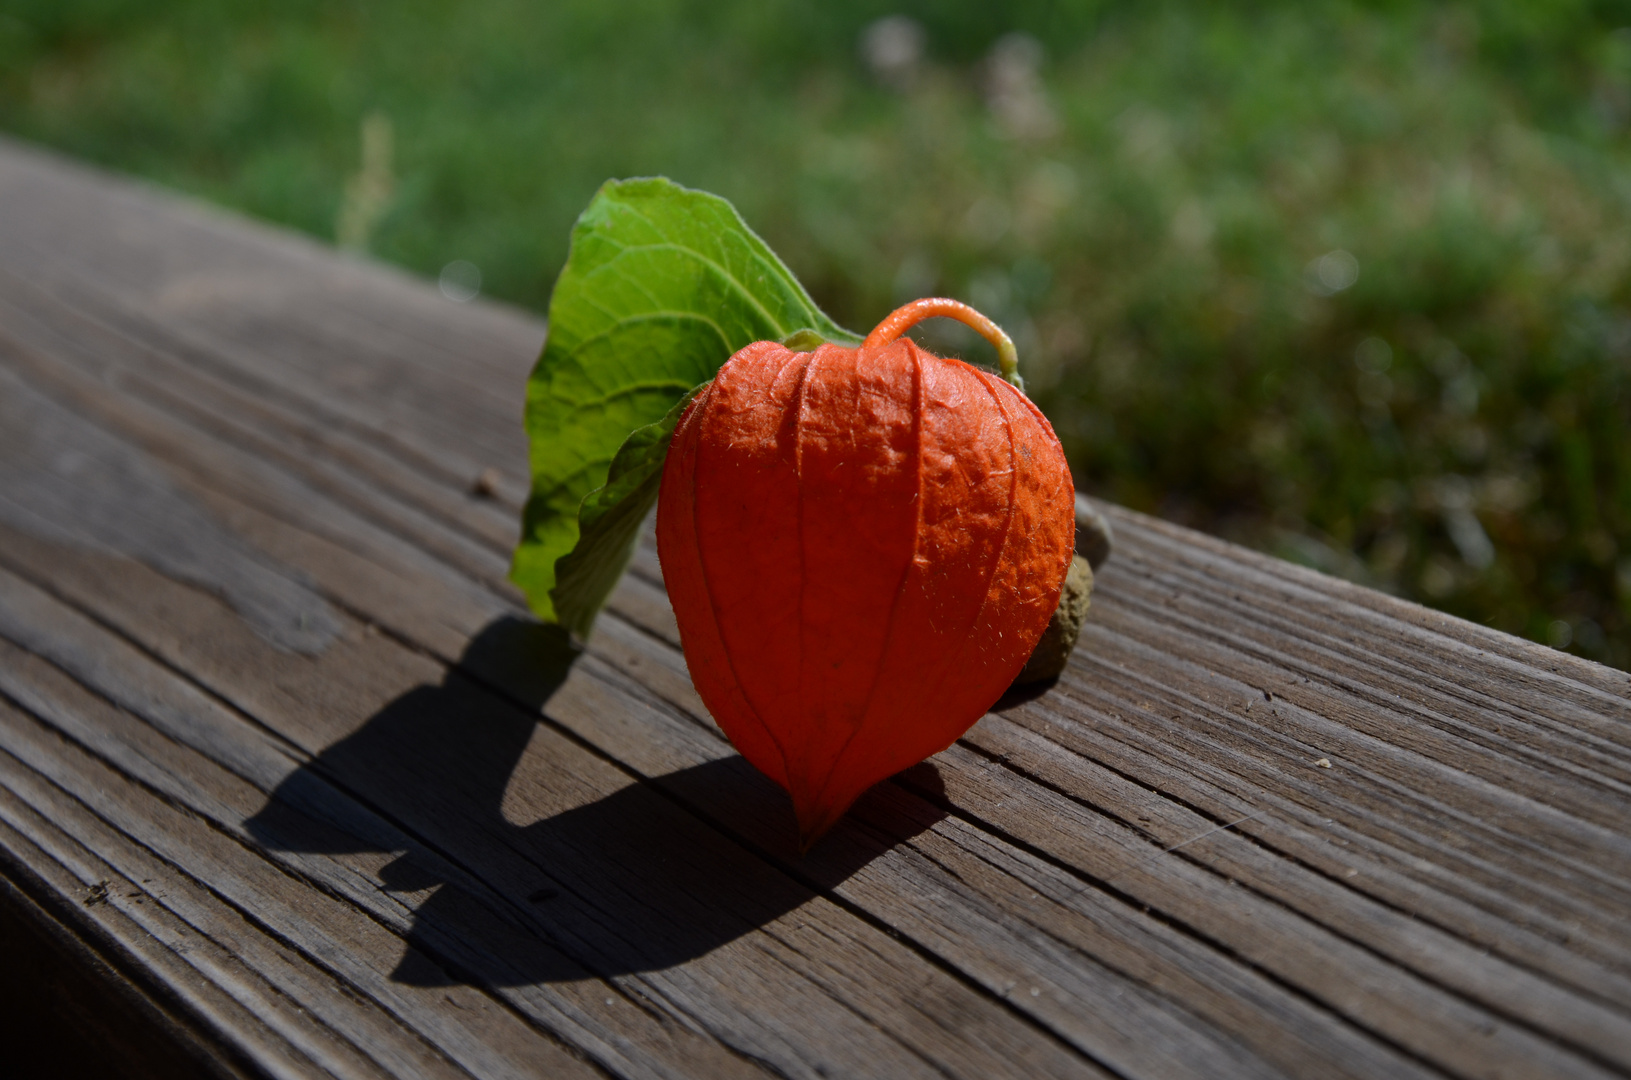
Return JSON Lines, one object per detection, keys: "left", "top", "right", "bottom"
{"left": 863, "top": 298, "right": 1024, "bottom": 391}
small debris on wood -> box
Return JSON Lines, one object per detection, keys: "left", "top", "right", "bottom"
{"left": 1314, "top": 758, "right": 1332, "bottom": 769}
{"left": 471, "top": 467, "right": 501, "bottom": 498}
{"left": 84, "top": 880, "right": 110, "bottom": 906}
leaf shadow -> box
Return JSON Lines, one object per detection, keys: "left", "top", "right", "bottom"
{"left": 245, "top": 616, "right": 946, "bottom": 987}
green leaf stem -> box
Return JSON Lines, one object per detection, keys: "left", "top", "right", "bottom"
{"left": 512, "top": 177, "right": 859, "bottom": 632}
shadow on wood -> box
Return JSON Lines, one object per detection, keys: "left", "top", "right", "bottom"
{"left": 246, "top": 616, "right": 946, "bottom": 988}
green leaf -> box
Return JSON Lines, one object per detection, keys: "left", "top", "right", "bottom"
{"left": 549, "top": 385, "right": 704, "bottom": 639}
{"left": 511, "top": 176, "right": 860, "bottom": 627}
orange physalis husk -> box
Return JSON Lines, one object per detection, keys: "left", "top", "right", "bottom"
{"left": 656, "top": 299, "right": 1075, "bottom": 850}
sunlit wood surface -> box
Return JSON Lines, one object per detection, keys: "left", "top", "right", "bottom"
{"left": 2, "top": 136, "right": 1629, "bottom": 1080}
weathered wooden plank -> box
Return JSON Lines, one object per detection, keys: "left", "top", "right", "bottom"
{"left": 0, "top": 545, "right": 1112, "bottom": 1079}
{"left": 1067, "top": 532, "right": 1631, "bottom": 938}
{"left": 0, "top": 598, "right": 635, "bottom": 1079}
{"left": 584, "top": 577, "right": 1629, "bottom": 1080}
{"left": 0, "top": 297, "right": 515, "bottom": 595}
{"left": 0, "top": 466, "right": 1538, "bottom": 1080}
{"left": 0, "top": 372, "right": 1437, "bottom": 1080}
{"left": 0, "top": 765, "right": 358, "bottom": 1080}
{"left": 0, "top": 328, "right": 1301, "bottom": 1078}
{"left": 1085, "top": 580, "right": 1631, "bottom": 845}
{"left": 3, "top": 134, "right": 1631, "bottom": 1080}
{"left": 0, "top": 322, "right": 510, "bottom": 656}
{"left": 0, "top": 846, "right": 253, "bottom": 1080}
{"left": 0, "top": 140, "right": 535, "bottom": 499}
{"left": 0, "top": 569, "right": 780, "bottom": 1080}
{"left": 620, "top": 538, "right": 1631, "bottom": 1001}
{"left": 1033, "top": 636, "right": 1631, "bottom": 964}
{"left": 0, "top": 744, "right": 454, "bottom": 1080}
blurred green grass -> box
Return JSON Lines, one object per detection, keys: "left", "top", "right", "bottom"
{"left": 3, "top": 0, "right": 1629, "bottom": 667}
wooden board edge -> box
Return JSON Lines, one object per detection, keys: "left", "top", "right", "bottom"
{"left": 0, "top": 854, "right": 262, "bottom": 1080}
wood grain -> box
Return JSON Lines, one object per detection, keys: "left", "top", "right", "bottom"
{"left": 1, "top": 134, "right": 1628, "bottom": 1079}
